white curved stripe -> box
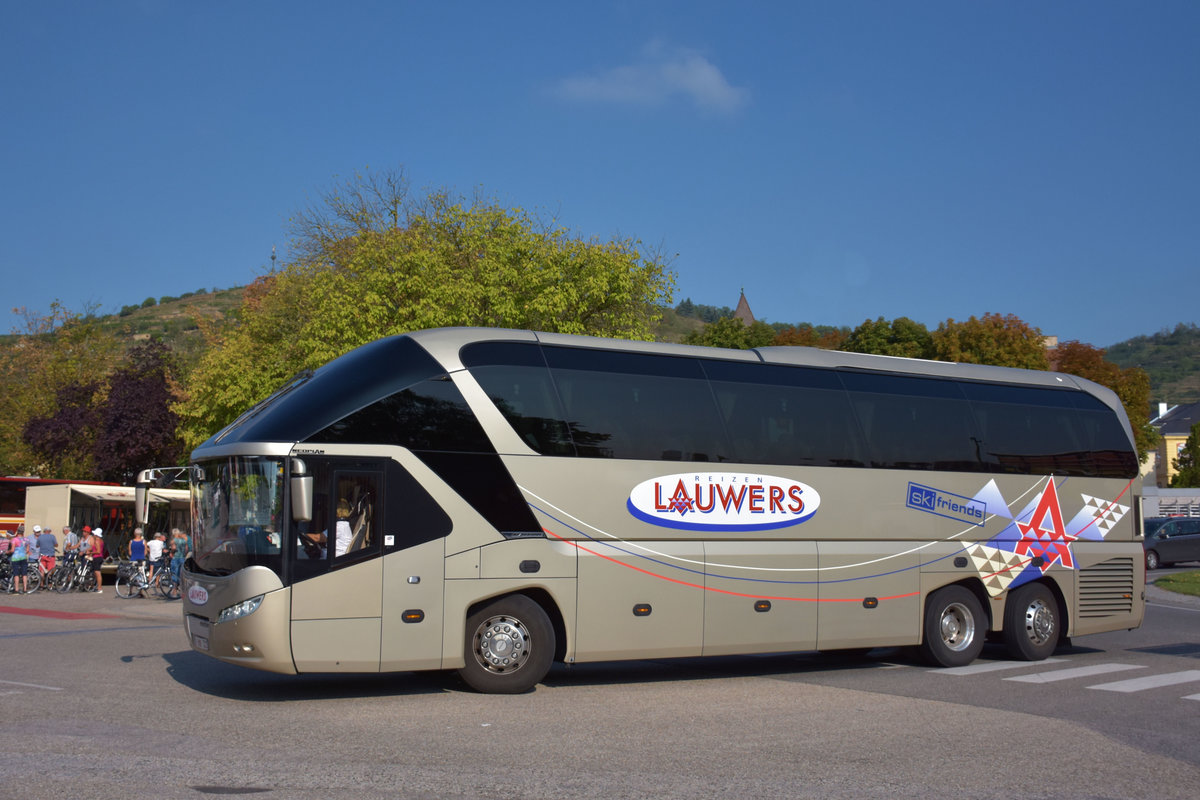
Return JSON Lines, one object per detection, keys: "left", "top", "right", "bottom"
{"left": 520, "top": 476, "right": 1047, "bottom": 574}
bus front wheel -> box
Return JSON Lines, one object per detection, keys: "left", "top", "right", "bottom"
{"left": 1003, "top": 581, "right": 1059, "bottom": 661}
{"left": 920, "top": 585, "right": 985, "bottom": 667}
{"left": 459, "top": 595, "right": 554, "bottom": 694}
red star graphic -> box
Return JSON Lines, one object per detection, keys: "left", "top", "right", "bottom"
{"left": 1014, "top": 478, "right": 1077, "bottom": 570}
{"left": 667, "top": 480, "right": 694, "bottom": 515}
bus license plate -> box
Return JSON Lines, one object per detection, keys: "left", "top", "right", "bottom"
{"left": 189, "top": 617, "right": 211, "bottom": 651}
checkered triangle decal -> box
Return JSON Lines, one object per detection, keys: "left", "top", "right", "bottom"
{"left": 967, "top": 544, "right": 1027, "bottom": 597}
{"left": 1080, "top": 494, "right": 1130, "bottom": 537}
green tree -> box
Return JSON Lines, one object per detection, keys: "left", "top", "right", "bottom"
{"left": 841, "top": 316, "right": 933, "bottom": 358}
{"left": 1170, "top": 423, "right": 1200, "bottom": 488}
{"left": 931, "top": 313, "right": 1049, "bottom": 369}
{"left": 1053, "top": 340, "right": 1157, "bottom": 463}
{"left": 0, "top": 303, "right": 123, "bottom": 476}
{"left": 176, "top": 170, "right": 675, "bottom": 450}
{"left": 684, "top": 317, "right": 776, "bottom": 349}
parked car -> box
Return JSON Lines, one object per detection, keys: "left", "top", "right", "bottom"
{"left": 1143, "top": 517, "right": 1200, "bottom": 570}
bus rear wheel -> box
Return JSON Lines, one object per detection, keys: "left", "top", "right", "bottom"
{"left": 920, "top": 585, "right": 986, "bottom": 667}
{"left": 1003, "top": 581, "right": 1059, "bottom": 661}
{"left": 459, "top": 595, "right": 554, "bottom": 694}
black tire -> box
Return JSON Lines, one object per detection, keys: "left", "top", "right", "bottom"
{"left": 458, "top": 595, "right": 554, "bottom": 694}
{"left": 23, "top": 569, "right": 42, "bottom": 593}
{"left": 919, "top": 585, "right": 986, "bottom": 667}
{"left": 159, "top": 574, "right": 181, "bottom": 601}
{"left": 48, "top": 565, "right": 70, "bottom": 592}
{"left": 1003, "top": 581, "right": 1060, "bottom": 661}
{"left": 114, "top": 574, "right": 137, "bottom": 599}
{"left": 1145, "top": 550, "right": 1160, "bottom": 570}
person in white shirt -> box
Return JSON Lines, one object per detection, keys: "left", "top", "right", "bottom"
{"left": 146, "top": 532, "right": 166, "bottom": 580}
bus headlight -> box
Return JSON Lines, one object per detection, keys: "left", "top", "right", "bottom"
{"left": 217, "top": 595, "right": 264, "bottom": 624}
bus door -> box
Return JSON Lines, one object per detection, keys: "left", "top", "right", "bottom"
{"left": 289, "top": 461, "right": 384, "bottom": 672}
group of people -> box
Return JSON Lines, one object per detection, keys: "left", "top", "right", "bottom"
{"left": 2, "top": 523, "right": 107, "bottom": 593}
{"left": 2, "top": 524, "right": 190, "bottom": 594}
{"left": 126, "top": 527, "right": 189, "bottom": 582}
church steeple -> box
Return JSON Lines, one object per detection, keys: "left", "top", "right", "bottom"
{"left": 733, "top": 288, "right": 755, "bottom": 325}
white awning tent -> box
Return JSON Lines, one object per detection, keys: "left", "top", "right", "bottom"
{"left": 65, "top": 485, "right": 189, "bottom": 504}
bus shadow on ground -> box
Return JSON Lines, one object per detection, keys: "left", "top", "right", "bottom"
{"left": 541, "top": 648, "right": 909, "bottom": 690}
{"left": 541, "top": 640, "right": 1106, "bottom": 690}
{"left": 161, "top": 642, "right": 1100, "bottom": 698}
{"left": 161, "top": 650, "right": 452, "bottom": 700}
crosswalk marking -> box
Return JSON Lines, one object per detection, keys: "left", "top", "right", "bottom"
{"left": 934, "top": 658, "right": 1065, "bottom": 676}
{"left": 1088, "top": 670, "right": 1200, "bottom": 693}
{"left": 1005, "top": 663, "right": 1144, "bottom": 683}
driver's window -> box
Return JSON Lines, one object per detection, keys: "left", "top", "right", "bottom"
{"left": 332, "top": 472, "right": 376, "bottom": 559}
{"left": 289, "top": 460, "right": 381, "bottom": 584}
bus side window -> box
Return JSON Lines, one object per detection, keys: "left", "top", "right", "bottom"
{"left": 334, "top": 474, "right": 377, "bottom": 559}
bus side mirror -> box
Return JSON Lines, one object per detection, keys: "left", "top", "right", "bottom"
{"left": 134, "top": 483, "right": 150, "bottom": 525}
{"left": 292, "top": 476, "right": 313, "bottom": 522}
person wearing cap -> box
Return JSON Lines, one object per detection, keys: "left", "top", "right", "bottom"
{"left": 36, "top": 524, "right": 58, "bottom": 578}
{"left": 26, "top": 526, "right": 41, "bottom": 564}
{"left": 88, "top": 527, "right": 106, "bottom": 593}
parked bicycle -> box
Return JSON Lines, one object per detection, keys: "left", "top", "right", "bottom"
{"left": 51, "top": 552, "right": 95, "bottom": 593}
{"left": 154, "top": 565, "right": 181, "bottom": 600}
{"left": 1, "top": 551, "right": 41, "bottom": 594}
{"left": 115, "top": 560, "right": 151, "bottom": 598}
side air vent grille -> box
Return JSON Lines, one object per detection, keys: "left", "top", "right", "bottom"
{"left": 1078, "top": 557, "right": 1135, "bottom": 618}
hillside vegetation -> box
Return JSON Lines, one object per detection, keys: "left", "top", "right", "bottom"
{"left": 1107, "top": 323, "right": 1200, "bottom": 404}
{"left": 9, "top": 289, "right": 1197, "bottom": 405}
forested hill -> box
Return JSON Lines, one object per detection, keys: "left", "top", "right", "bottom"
{"left": 1107, "top": 323, "right": 1200, "bottom": 404}
{"left": 8, "top": 290, "right": 1196, "bottom": 405}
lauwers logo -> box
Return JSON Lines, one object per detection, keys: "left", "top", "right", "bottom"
{"left": 628, "top": 472, "right": 821, "bottom": 532}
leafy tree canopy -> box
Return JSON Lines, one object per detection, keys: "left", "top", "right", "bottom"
{"left": 841, "top": 316, "right": 933, "bottom": 359}
{"left": 683, "top": 317, "right": 776, "bottom": 349}
{"left": 0, "top": 302, "right": 123, "bottom": 475}
{"left": 93, "top": 340, "right": 185, "bottom": 484}
{"left": 176, "top": 169, "right": 676, "bottom": 450}
{"left": 770, "top": 324, "right": 847, "bottom": 349}
{"left": 932, "top": 313, "right": 1049, "bottom": 369}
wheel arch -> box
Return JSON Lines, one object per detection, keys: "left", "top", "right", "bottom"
{"left": 924, "top": 577, "right": 994, "bottom": 636}
{"left": 464, "top": 587, "right": 568, "bottom": 663}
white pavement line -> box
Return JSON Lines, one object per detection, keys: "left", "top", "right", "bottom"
{"left": 1185, "top": 694, "right": 1200, "bottom": 702}
{"left": 0, "top": 679, "right": 63, "bottom": 691}
{"left": 1005, "top": 663, "right": 1145, "bottom": 684}
{"left": 934, "top": 658, "right": 1066, "bottom": 676}
{"left": 1088, "top": 670, "right": 1200, "bottom": 693}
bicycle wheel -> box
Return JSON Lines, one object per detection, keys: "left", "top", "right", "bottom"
{"left": 24, "top": 568, "right": 42, "bottom": 593}
{"left": 160, "top": 574, "right": 181, "bottom": 600}
{"left": 48, "top": 565, "right": 70, "bottom": 592}
{"left": 115, "top": 574, "right": 137, "bottom": 598}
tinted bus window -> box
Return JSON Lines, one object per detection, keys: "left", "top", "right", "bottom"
{"left": 959, "top": 383, "right": 1093, "bottom": 476}
{"left": 839, "top": 371, "right": 981, "bottom": 471}
{"left": 462, "top": 341, "right": 575, "bottom": 456}
{"left": 311, "top": 376, "right": 494, "bottom": 453}
{"left": 1069, "top": 392, "right": 1139, "bottom": 478}
{"left": 703, "top": 360, "right": 865, "bottom": 467}
{"left": 542, "top": 346, "right": 731, "bottom": 462}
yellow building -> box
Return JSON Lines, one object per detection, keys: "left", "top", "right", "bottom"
{"left": 1153, "top": 402, "right": 1200, "bottom": 487}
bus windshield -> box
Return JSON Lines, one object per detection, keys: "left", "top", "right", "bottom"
{"left": 191, "top": 456, "right": 284, "bottom": 576}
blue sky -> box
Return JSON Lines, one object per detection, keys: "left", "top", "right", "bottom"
{"left": 3, "top": 1, "right": 1197, "bottom": 348}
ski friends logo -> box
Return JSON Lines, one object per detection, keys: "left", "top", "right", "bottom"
{"left": 627, "top": 472, "right": 821, "bottom": 532}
